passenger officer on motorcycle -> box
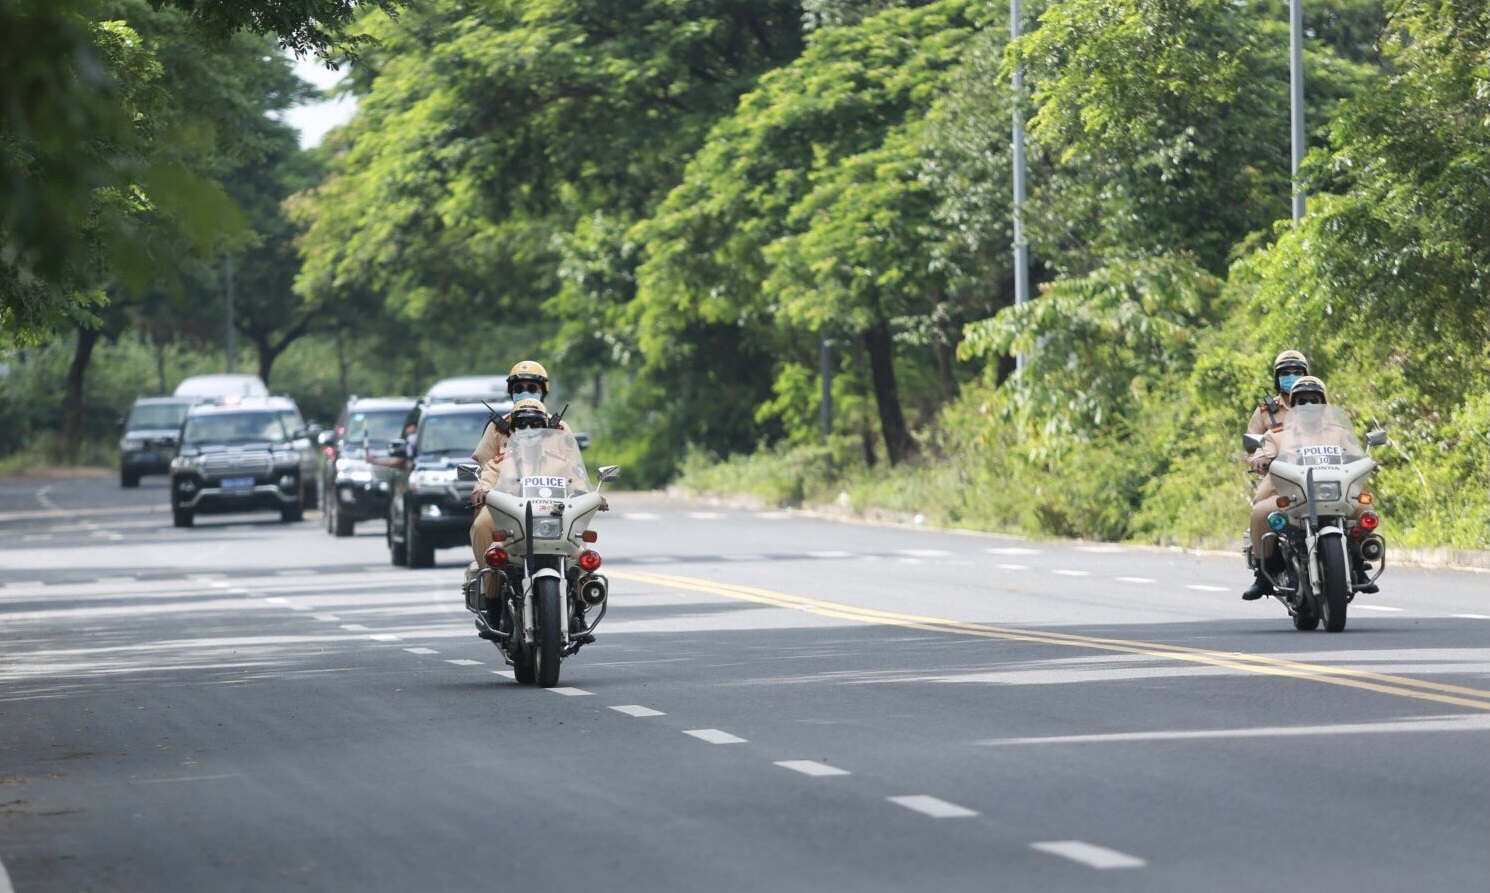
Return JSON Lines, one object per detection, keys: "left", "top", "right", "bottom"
{"left": 468, "top": 396, "right": 567, "bottom": 562}
{"left": 1243, "top": 376, "right": 1375, "bottom": 599}
{"left": 1247, "top": 349, "right": 1310, "bottom": 444}
{"left": 471, "top": 360, "right": 566, "bottom": 466}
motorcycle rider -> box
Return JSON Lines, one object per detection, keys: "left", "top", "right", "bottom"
{"left": 1243, "top": 376, "right": 1376, "bottom": 599}
{"left": 1247, "top": 349, "right": 1310, "bottom": 443}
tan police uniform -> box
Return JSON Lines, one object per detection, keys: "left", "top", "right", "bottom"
{"left": 468, "top": 411, "right": 571, "bottom": 563}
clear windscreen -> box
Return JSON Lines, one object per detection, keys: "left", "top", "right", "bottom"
{"left": 181, "top": 411, "right": 290, "bottom": 445}
{"left": 1272, "top": 404, "right": 1368, "bottom": 466}
{"left": 345, "top": 409, "right": 410, "bottom": 450}
{"left": 127, "top": 403, "right": 191, "bottom": 429}
{"left": 493, "top": 429, "right": 590, "bottom": 497}
{"left": 418, "top": 410, "right": 492, "bottom": 455}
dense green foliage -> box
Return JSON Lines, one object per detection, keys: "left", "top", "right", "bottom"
{"left": 6, "top": 0, "right": 1486, "bottom": 551}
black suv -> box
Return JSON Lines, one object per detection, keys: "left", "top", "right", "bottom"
{"left": 119, "top": 396, "right": 198, "bottom": 487}
{"left": 318, "top": 396, "right": 418, "bottom": 537}
{"left": 386, "top": 401, "right": 494, "bottom": 568}
{"left": 169, "top": 397, "right": 320, "bottom": 527}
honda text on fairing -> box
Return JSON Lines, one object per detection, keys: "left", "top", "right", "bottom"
{"left": 1243, "top": 404, "right": 1388, "bottom": 632}
{"left": 459, "top": 427, "right": 618, "bottom": 688}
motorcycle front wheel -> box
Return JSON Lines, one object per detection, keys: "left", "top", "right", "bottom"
{"left": 1320, "top": 537, "right": 1350, "bottom": 633}
{"left": 534, "top": 576, "right": 563, "bottom": 688}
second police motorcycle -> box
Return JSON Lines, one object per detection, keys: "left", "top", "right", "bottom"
{"left": 459, "top": 418, "right": 618, "bottom": 687}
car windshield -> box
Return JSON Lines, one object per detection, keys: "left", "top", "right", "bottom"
{"left": 1271, "top": 404, "right": 1368, "bottom": 466}
{"left": 418, "top": 410, "right": 491, "bottom": 455}
{"left": 127, "top": 403, "right": 190, "bottom": 429}
{"left": 343, "top": 409, "right": 410, "bottom": 448}
{"left": 181, "top": 411, "right": 290, "bottom": 445}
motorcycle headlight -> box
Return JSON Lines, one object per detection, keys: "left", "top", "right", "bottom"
{"left": 1313, "top": 481, "right": 1342, "bottom": 502}
{"left": 532, "top": 516, "right": 564, "bottom": 539}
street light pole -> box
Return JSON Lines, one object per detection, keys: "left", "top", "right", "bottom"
{"left": 224, "top": 253, "right": 236, "bottom": 374}
{"left": 1011, "top": 0, "right": 1030, "bottom": 373}
{"left": 1289, "top": 0, "right": 1306, "bottom": 221}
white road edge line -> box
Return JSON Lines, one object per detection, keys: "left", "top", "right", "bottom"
{"left": 775, "top": 760, "right": 850, "bottom": 777}
{"left": 683, "top": 729, "right": 747, "bottom": 744}
{"left": 1031, "top": 840, "right": 1146, "bottom": 869}
{"left": 610, "top": 705, "right": 665, "bottom": 717}
{"left": 887, "top": 795, "right": 978, "bottom": 818}
{"left": 1453, "top": 613, "right": 1490, "bottom": 620}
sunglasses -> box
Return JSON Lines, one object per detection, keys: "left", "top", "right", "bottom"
{"left": 1293, "top": 395, "right": 1324, "bottom": 405}
{"left": 1279, "top": 367, "right": 1307, "bottom": 377}
{"left": 511, "top": 381, "right": 544, "bottom": 395}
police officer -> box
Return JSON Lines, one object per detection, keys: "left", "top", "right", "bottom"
{"left": 471, "top": 360, "right": 559, "bottom": 466}
{"left": 1247, "top": 349, "right": 1310, "bottom": 444}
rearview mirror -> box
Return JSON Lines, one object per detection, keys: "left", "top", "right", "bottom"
{"left": 456, "top": 463, "right": 480, "bottom": 481}
{"left": 1365, "top": 429, "right": 1387, "bottom": 447}
{"left": 598, "top": 465, "right": 621, "bottom": 483}
{"left": 1242, "top": 433, "right": 1265, "bottom": 453}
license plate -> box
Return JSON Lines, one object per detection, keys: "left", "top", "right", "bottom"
{"left": 221, "top": 476, "right": 255, "bottom": 491}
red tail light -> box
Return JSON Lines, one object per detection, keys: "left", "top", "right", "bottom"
{"left": 485, "top": 546, "right": 508, "bottom": 568}
{"left": 1359, "top": 511, "right": 1380, "bottom": 531}
{"left": 578, "top": 549, "right": 602, "bottom": 572}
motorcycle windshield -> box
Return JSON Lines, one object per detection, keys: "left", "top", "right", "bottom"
{"left": 493, "top": 428, "right": 590, "bottom": 498}
{"left": 1271, "top": 405, "right": 1368, "bottom": 466}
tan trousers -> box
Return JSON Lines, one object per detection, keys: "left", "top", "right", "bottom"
{"left": 470, "top": 508, "right": 500, "bottom": 563}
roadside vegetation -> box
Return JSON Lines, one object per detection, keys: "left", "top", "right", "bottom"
{"left": 4, "top": 1, "right": 1486, "bottom": 550}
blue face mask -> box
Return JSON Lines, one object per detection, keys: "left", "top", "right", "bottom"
{"left": 1278, "top": 374, "right": 1301, "bottom": 394}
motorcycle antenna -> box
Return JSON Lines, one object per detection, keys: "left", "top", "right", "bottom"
{"left": 553, "top": 402, "right": 570, "bottom": 426}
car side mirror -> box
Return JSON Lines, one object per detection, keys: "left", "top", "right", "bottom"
{"left": 1242, "top": 433, "right": 1265, "bottom": 453}
{"left": 598, "top": 465, "right": 621, "bottom": 483}
{"left": 575, "top": 432, "right": 591, "bottom": 451}
{"left": 456, "top": 463, "right": 480, "bottom": 481}
{"left": 1365, "top": 429, "right": 1387, "bottom": 448}
{"left": 388, "top": 440, "right": 409, "bottom": 459}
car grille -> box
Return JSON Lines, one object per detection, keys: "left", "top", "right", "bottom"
{"left": 203, "top": 452, "right": 272, "bottom": 476}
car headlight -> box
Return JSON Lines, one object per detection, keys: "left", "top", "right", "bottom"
{"left": 336, "top": 457, "right": 374, "bottom": 482}
{"left": 120, "top": 438, "right": 144, "bottom": 450}
{"left": 411, "top": 468, "right": 457, "bottom": 490}
{"left": 171, "top": 453, "right": 204, "bottom": 471}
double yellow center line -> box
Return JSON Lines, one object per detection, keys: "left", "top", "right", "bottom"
{"left": 611, "top": 569, "right": 1490, "bottom": 712}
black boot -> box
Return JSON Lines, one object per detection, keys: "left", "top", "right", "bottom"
{"left": 1354, "top": 561, "right": 1380, "bottom": 594}
{"left": 1242, "top": 569, "right": 1274, "bottom": 601}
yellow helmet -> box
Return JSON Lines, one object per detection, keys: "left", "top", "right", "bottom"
{"left": 510, "top": 398, "right": 550, "bottom": 430}
{"left": 1287, "top": 375, "right": 1328, "bottom": 404}
{"left": 507, "top": 360, "right": 549, "bottom": 398}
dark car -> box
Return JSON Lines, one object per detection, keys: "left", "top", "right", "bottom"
{"left": 386, "top": 401, "right": 494, "bottom": 568}
{"left": 318, "top": 396, "right": 418, "bottom": 537}
{"left": 169, "top": 397, "right": 319, "bottom": 528}
{"left": 119, "top": 396, "right": 197, "bottom": 487}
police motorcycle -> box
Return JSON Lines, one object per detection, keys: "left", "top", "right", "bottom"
{"left": 1243, "top": 403, "right": 1387, "bottom": 632}
{"left": 457, "top": 425, "right": 618, "bottom": 687}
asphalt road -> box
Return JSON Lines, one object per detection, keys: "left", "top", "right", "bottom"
{"left": 2, "top": 472, "right": 1487, "bottom": 892}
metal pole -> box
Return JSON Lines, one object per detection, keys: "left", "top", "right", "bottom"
{"left": 1289, "top": 0, "right": 1306, "bottom": 221}
{"left": 224, "top": 254, "right": 236, "bottom": 373}
{"left": 1011, "top": 0, "right": 1030, "bottom": 373}
{"left": 819, "top": 332, "right": 833, "bottom": 442}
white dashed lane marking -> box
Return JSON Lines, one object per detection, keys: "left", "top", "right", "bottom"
{"left": 549, "top": 687, "right": 592, "bottom": 696}
{"left": 1185, "top": 584, "right": 1229, "bottom": 593}
{"left": 1454, "top": 614, "right": 1490, "bottom": 620}
{"left": 368, "top": 634, "right": 401, "bottom": 642}
{"left": 339, "top": 624, "right": 370, "bottom": 631}
{"left": 887, "top": 795, "right": 978, "bottom": 818}
{"left": 775, "top": 760, "right": 850, "bottom": 777}
{"left": 446, "top": 659, "right": 483, "bottom": 666}
{"left": 1052, "top": 570, "right": 1091, "bottom": 577}
{"left": 1354, "top": 605, "right": 1404, "bottom": 612}
{"left": 808, "top": 551, "right": 854, "bottom": 559}
{"left": 1116, "top": 577, "right": 1154, "bottom": 584}
{"left": 996, "top": 563, "right": 1030, "bottom": 571}
{"left": 404, "top": 647, "right": 439, "bottom": 655}
{"left": 311, "top": 614, "right": 341, "bottom": 622}
{"left": 683, "top": 729, "right": 747, "bottom": 744}
{"left": 1031, "top": 840, "right": 1146, "bottom": 869}
{"left": 611, "top": 705, "right": 665, "bottom": 717}
{"left": 987, "top": 547, "right": 1041, "bottom": 556}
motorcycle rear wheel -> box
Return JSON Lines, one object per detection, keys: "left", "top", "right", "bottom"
{"left": 534, "top": 577, "right": 563, "bottom": 688}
